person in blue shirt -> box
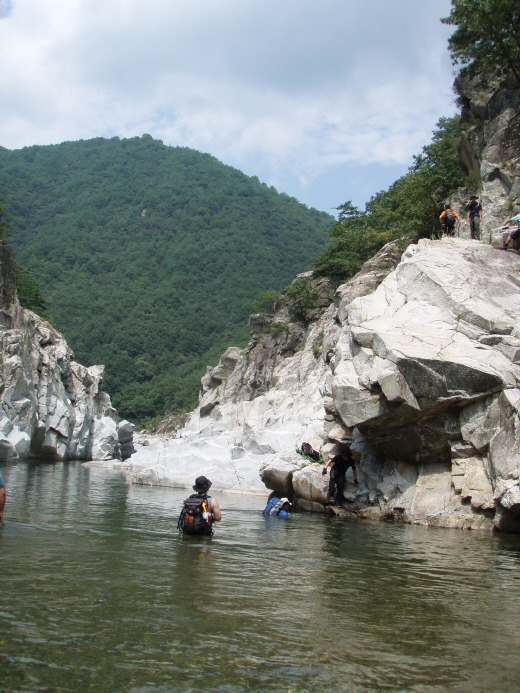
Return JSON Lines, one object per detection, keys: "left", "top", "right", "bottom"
{"left": 501, "top": 213, "right": 520, "bottom": 251}
{"left": 0, "top": 471, "right": 6, "bottom": 524}
{"left": 263, "top": 495, "right": 292, "bottom": 518}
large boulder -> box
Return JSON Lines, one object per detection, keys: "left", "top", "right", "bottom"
{"left": 324, "top": 238, "right": 520, "bottom": 530}
{"left": 127, "top": 237, "right": 520, "bottom": 532}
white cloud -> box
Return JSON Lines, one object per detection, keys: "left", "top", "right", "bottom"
{"left": 0, "top": 0, "right": 458, "bottom": 211}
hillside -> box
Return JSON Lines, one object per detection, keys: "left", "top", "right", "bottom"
{"left": 0, "top": 135, "right": 332, "bottom": 421}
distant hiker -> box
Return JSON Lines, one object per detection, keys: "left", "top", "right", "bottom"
{"left": 322, "top": 447, "right": 358, "bottom": 507}
{"left": 439, "top": 204, "right": 459, "bottom": 235}
{"left": 0, "top": 471, "right": 5, "bottom": 524}
{"left": 500, "top": 212, "right": 520, "bottom": 251}
{"left": 299, "top": 442, "right": 321, "bottom": 463}
{"left": 263, "top": 495, "right": 292, "bottom": 518}
{"left": 177, "top": 475, "right": 221, "bottom": 536}
{"left": 467, "top": 196, "right": 482, "bottom": 240}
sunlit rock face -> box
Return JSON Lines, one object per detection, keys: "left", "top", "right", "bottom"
{"left": 329, "top": 237, "right": 520, "bottom": 532}
{"left": 0, "top": 243, "right": 124, "bottom": 462}
{"left": 129, "top": 237, "right": 520, "bottom": 532}
{"left": 453, "top": 70, "right": 520, "bottom": 242}
{"left": 125, "top": 69, "right": 520, "bottom": 531}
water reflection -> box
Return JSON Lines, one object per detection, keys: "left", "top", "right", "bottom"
{"left": 1, "top": 461, "right": 520, "bottom": 692}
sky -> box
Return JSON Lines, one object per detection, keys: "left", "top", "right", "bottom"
{"left": 0, "top": 0, "right": 459, "bottom": 216}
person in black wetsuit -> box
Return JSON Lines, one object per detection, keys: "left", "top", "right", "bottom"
{"left": 466, "top": 195, "right": 482, "bottom": 240}
{"left": 322, "top": 447, "right": 358, "bottom": 506}
{"left": 0, "top": 471, "right": 5, "bottom": 524}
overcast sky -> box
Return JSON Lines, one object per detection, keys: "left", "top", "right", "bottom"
{"left": 0, "top": 0, "right": 458, "bottom": 215}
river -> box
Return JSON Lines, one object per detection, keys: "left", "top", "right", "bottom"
{"left": 1, "top": 461, "right": 520, "bottom": 692}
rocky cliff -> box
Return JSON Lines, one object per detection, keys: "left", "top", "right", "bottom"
{"left": 453, "top": 71, "right": 520, "bottom": 240}
{"left": 128, "top": 73, "right": 520, "bottom": 532}
{"left": 0, "top": 243, "right": 132, "bottom": 462}
{"left": 128, "top": 237, "right": 520, "bottom": 532}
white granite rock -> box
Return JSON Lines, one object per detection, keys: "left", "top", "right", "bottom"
{"left": 0, "top": 244, "right": 126, "bottom": 461}
{"left": 127, "top": 237, "right": 520, "bottom": 532}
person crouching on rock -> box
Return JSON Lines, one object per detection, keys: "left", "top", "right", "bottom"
{"left": 439, "top": 203, "right": 459, "bottom": 236}
{"left": 322, "top": 447, "right": 358, "bottom": 507}
{"left": 500, "top": 212, "right": 520, "bottom": 251}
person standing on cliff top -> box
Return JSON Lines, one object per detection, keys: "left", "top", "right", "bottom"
{"left": 0, "top": 471, "right": 6, "bottom": 525}
{"left": 322, "top": 447, "right": 358, "bottom": 507}
{"left": 467, "top": 195, "right": 482, "bottom": 239}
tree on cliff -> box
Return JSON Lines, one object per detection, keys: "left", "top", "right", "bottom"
{"left": 442, "top": 0, "right": 520, "bottom": 82}
{"left": 1, "top": 198, "right": 50, "bottom": 318}
{"left": 313, "top": 117, "right": 464, "bottom": 279}
{"left": 15, "top": 265, "right": 50, "bottom": 321}
{"left": 0, "top": 199, "right": 13, "bottom": 240}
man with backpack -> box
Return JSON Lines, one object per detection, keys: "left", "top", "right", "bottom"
{"left": 178, "top": 475, "right": 221, "bottom": 536}
{"left": 439, "top": 204, "right": 459, "bottom": 235}
{"left": 262, "top": 495, "right": 292, "bottom": 518}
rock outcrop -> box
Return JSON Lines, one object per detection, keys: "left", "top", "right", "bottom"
{"left": 128, "top": 73, "right": 520, "bottom": 532}
{"left": 128, "top": 237, "right": 520, "bottom": 532}
{"left": 0, "top": 243, "right": 127, "bottom": 462}
{"left": 453, "top": 71, "right": 520, "bottom": 241}
{"left": 326, "top": 237, "right": 520, "bottom": 532}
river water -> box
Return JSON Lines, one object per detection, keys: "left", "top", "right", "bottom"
{"left": 1, "top": 461, "right": 520, "bottom": 693}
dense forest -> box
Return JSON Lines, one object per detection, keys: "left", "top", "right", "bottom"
{"left": 0, "top": 135, "right": 331, "bottom": 423}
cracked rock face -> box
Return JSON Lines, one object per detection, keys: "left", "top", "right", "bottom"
{"left": 454, "top": 71, "right": 520, "bottom": 242}
{"left": 1, "top": 244, "right": 124, "bottom": 462}
{"left": 327, "top": 238, "right": 520, "bottom": 531}
{"left": 129, "top": 237, "right": 520, "bottom": 532}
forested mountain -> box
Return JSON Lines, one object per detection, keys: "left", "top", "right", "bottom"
{"left": 0, "top": 135, "right": 331, "bottom": 422}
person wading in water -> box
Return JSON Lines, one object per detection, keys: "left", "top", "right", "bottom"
{"left": 178, "top": 475, "right": 222, "bottom": 535}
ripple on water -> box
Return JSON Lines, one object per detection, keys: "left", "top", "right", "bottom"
{"left": 2, "top": 463, "right": 520, "bottom": 692}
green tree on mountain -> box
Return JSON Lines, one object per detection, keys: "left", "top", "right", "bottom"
{"left": 313, "top": 116, "right": 465, "bottom": 279}
{"left": 15, "top": 265, "right": 50, "bottom": 321}
{"left": 442, "top": 0, "right": 520, "bottom": 81}
{"left": 0, "top": 136, "right": 331, "bottom": 422}
{"left": 0, "top": 199, "right": 13, "bottom": 240}
{"left": 1, "top": 199, "right": 50, "bottom": 318}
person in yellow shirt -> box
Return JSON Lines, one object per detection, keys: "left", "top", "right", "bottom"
{"left": 439, "top": 203, "right": 459, "bottom": 235}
